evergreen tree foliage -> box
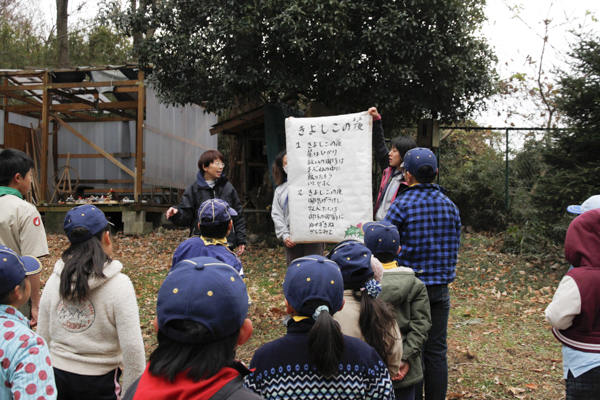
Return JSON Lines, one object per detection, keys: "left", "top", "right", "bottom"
{"left": 119, "top": 0, "right": 497, "bottom": 124}
{"left": 533, "top": 35, "right": 600, "bottom": 232}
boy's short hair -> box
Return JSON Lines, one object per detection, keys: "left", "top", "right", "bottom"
{"left": 198, "top": 150, "right": 224, "bottom": 171}
{"left": 403, "top": 147, "right": 438, "bottom": 183}
{"left": 199, "top": 220, "right": 230, "bottom": 239}
{"left": 0, "top": 148, "right": 35, "bottom": 186}
{"left": 198, "top": 199, "right": 236, "bottom": 239}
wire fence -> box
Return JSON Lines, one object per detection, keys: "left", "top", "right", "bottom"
{"left": 373, "top": 126, "right": 564, "bottom": 225}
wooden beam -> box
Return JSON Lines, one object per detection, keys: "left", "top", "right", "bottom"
{"left": 84, "top": 188, "right": 153, "bottom": 194}
{"left": 57, "top": 153, "right": 138, "bottom": 159}
{"left": 6, "top": 101, "right": 138, "bottom": 113}
{"left": 0, "top": 90, "right": 42, "bottom": 107}
{"left": 135, "top": 70, "right": 145, "bottom": 201}
{"left": 55, "top": 116, "right": 136, "bottom": 177}
{"left": 55, "top": 110, "right": 98, "bottom": 121}
{"left": 40, "top": 72, "right": 50, "bottom": 203}
{"left": 50, "top": 89, "right": 136, "bottom": 120}
{"left": 113, "top": 86, "right": 138, "bottom": 93}
{"left": 1, "top": 79, "right": 141, "bottom": 92}
{"left": 209, "top": 107, "right": 265, "bottom": 135}
{"left": 65, "top": 179, "right": 135, "bottom": 184}
{"left": 2, "top": 78, "right": 8, "bottom": 149}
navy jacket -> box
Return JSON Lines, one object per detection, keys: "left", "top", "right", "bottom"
{"left": 169, "top": 171, "right": 246, "bottom": 247}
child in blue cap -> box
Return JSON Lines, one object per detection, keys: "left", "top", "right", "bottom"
{"left": 172, "top": 199, "right": 243, "bottom": 277}
{"left": 244, "top": 255, "right": 395, "bottom": 399}
{"left": 0, "top": 245, "right": 56, "bottom": 400}
{"left": 329, "top": 241, "right": 403, "bottom": 378}
{"left": 363, "top": 221, "right": 431, "bottom": 400}
{"left": 37, "top": 205, "right": 145, "bottom": 399}
{"left": 122, "top": 257, "right": 261, "bottom": 400}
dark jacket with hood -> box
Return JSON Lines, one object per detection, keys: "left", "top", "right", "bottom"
{"left": 168, "top": 171, "right": 246, "bottom": 247}
{"left": 546, "top": 209, "right": 600, "bottom": 353}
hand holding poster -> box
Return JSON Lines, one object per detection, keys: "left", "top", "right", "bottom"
{"left": 285, "top": 111, "right": 373, "bottom": 243}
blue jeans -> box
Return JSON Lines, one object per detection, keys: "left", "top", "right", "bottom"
{"left": 415, "top": 284, "right": 450, "bottom": 400}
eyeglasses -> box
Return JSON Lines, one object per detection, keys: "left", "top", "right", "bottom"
{"left": 212, "top": 162, "right": 225, "bottom": 168}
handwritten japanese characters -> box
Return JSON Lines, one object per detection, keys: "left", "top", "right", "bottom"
{"left": 285, "top": 112, "right": 373, "bottom": 242}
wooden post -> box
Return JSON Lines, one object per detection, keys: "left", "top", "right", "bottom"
{"left": 40, "top": 71, "right": 51, "bottom": 202}
{"left": 2, "top": 77, "right": 8, "bottom": 149}
{"left": 135, "top": 70, "right": 145, "bottom": 202}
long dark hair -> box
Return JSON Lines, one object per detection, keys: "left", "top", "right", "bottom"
{"left": 351, "top": 284, "right": 398, "bottom": 367}
{"left": 149, "top": 320, "right": 239, "bottom": 382}
{"left": 60, "top": 226, "right": 111, "bottom": 301}
{"left": 305, "top": 299, "right": 345, "bottom": 378}
{"left": 272, "top": 150, "right": 287, "bottom": 186}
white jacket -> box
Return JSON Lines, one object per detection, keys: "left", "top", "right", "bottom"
{"left": 271, "top": 182, "right": 290, "bottom": 241}
{"left": 38, "top": 259, "right": 145, "bottom": 391}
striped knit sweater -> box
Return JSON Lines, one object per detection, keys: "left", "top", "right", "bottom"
{"left": 244, "top": 319, "right": 394, "bottom": 399}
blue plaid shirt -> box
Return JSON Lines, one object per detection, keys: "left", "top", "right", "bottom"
{"left": 384, "top": 183, "right": 461, "bottom": 285}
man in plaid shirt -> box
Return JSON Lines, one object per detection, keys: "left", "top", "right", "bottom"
{"left": 384, "top": 147, "right": 461, "bottom": 400}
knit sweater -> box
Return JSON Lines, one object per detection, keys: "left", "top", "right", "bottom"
{"left": 244, "top": 319, "right": 394, "bottom": 399}
{"left": 37, "top": 259, "right": 146, "bottom": 391}
{"left": 333, "top": 290, "right": 403, "bottom": 376}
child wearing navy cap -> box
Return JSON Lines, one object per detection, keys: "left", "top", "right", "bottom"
{"left": 363, "top": 221, "right": 431, "bottom": 400}
{"left": 0, "top": 245, "right": 57, "bottom": 400}
{"left": 329, "top": 241, "right": 403, "bottom": 377}
{"left": 244, "top": 255, "right": 394, "bottom": 399}
{"left": 122, "top": 257, "right": 262, "bottom": 400}
{"left": 37, "top": 205, "right": 145, "bottom": 399}
{"left": 172, "top": 199, "right": 244, "bottom": 277}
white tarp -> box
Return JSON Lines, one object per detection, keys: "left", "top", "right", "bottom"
{"left": 286, "top": 111, "right": 373, "bottom": 243}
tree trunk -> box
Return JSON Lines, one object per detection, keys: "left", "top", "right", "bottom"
{"left": 56, "top": 0, "right": 69, "bottom": 67}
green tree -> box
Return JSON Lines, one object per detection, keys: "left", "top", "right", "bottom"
{"left": 534, "top": 36, "right": 600, "bottom": 212}
{"left": 118, "top": 0, "right": 497, "bottom": 124}
{"left": 0, "top": 0, "right": 132, "bottom": 69}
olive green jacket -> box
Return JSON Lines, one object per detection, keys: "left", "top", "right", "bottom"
{"left": 379, "top": 264, "right": 431, "bottom": 388}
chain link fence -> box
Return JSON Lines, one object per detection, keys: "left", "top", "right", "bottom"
{"left": 373, "top": 126, "right": 556, "bottom": 230}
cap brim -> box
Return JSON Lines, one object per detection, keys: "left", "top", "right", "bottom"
{"left": 21, "top": 256, "right": 42, "bottom": 275}
{"left": 567, "top": 205, "right": 582, "bottom": 214}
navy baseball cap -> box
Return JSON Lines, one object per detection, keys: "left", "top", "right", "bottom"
{"left": 198, "top": 199, "right": 238, "bottom": 226}
{"left": 283, "top": 255, "right": 344, "bottom": 317}
{"left": 328, "top": 241, "right": 374, "bottom": 285}
{"left": 0, "top": 246, "right": 42, "bottom": 295}
{"left": 157, "top": 257, "right": 248, "bottom": 344}
{"left": 403, "top": 147, "right": 438, "bottom": 178}
{"left": 567, "top": 195, "right": 600, "bottom": 215}
{"left": 64, "top": 205, "right": 113, "bottom": 244}
{"left": 362, "top": 221, "right": 400, "bottom": 255}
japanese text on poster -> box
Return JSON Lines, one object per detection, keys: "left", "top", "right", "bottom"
{"left": 285, "top": 111, "right": 373, "bottom": 243}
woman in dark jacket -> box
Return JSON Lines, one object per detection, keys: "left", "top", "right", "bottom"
{"left": 166, "top": 150, "right": 246, "bottom": 255}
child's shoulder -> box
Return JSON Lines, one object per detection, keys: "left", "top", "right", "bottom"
{"left": 0, "top": 193, "right": 37, "bottom": 212}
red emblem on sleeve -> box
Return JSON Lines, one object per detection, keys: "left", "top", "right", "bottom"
{"left": 33, "top": 217, "right": 41, "bottom": 226}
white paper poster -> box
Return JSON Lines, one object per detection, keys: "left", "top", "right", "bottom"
{"left": 285, "top": 111, "right": 373, "bottom": 243}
